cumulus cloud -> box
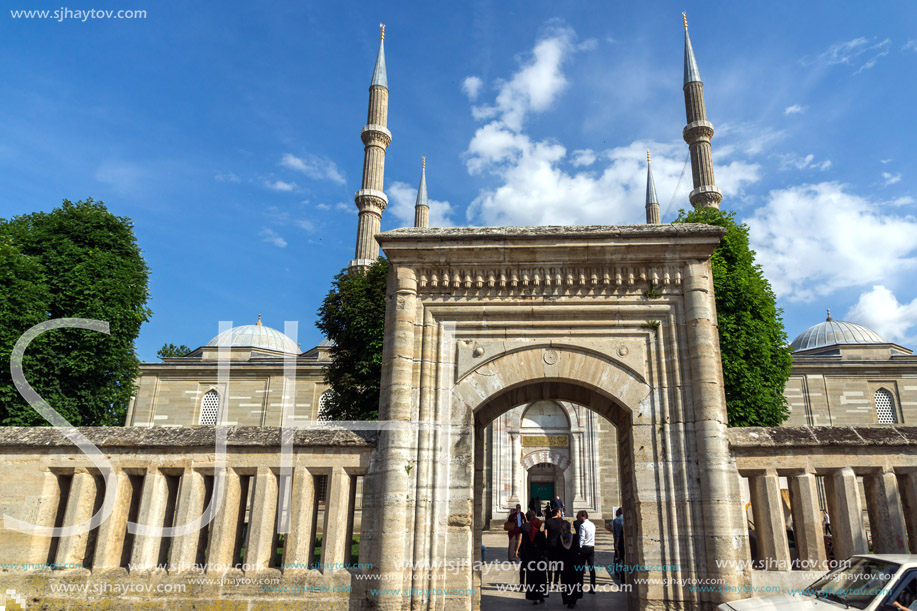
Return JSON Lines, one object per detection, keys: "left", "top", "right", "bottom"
{"left": 807, "top": 37, "right": 891, "bottom": 74}
{"left": 778, "top": 153, "right": 832, "bottom": 171}
{"left": 462, "top": 76, "right": 483, "bottom": 101}
{"left": 847, "top": 285, "right": 917, "bottom": 344}
{"left": 387, "top": 181, "right": 455, "bottom": 227}
{"left": 280, "top": 153, "right": 345, "bottom": 185}
{"left": 571, "top": 149, "right": 596, "bottom": 167}
{"left": 746, "top": 182, "right": 917, "bottom": 302}
{"left": 882, "top": 172, "right": 902, "bottom": 185}
{"left": 265, "top": 179, "right": 296, "bottom": 192}
{"left": 784, "top": 104, "right": 807, "bottom": 115}
{"left": 259, "top": 228, "right": 287, "bottom": 248}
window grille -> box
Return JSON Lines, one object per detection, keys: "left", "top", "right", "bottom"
{"left": 200, "top": 390, "right": 221, "bottom": 425}
{"left": 319, "top": 390, "right": 333, "bottom": 416}
{"left": 874, "top": 388, "right": 897, "bottom": 424}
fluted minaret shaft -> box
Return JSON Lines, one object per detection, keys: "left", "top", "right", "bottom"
{"left": 350, "top": 25, "right": 392, "bottom": 271}
{"left": 645, "top": 151, "right": 660, "bottom": 224}
{"left": 682, "top": 14, "right": 722, "bottom": 210}
{"left": 414, "top": 157, "right": 429, "bottom": 228}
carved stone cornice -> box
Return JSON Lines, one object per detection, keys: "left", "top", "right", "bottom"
{"left": 683, "top": 120, "right": 714, "bottom": 144}
{"left": 361, "top": 124, "right": 392, "bottom": 147}
{"left": 354, "top": 189, "right": 388, "bottom": 214}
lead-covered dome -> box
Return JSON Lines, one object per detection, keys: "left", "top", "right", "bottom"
{"left": 206, "top": 316, "right": 300, "bottom": 354}
{"left": 790, "top": 310, "right": 884, "bottom": 352}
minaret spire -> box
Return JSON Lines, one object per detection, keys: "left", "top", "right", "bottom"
{"left": 645, "top": 150, "right": 660, "bottom": 224}
{"left": 682, "top": 13, "right": 722, "bottom": 210}
{"left": 414, "top": 157, "right": 430, "bottom": 228}
{"left": 350, "top": 24, "right": 393, "bottom": 271}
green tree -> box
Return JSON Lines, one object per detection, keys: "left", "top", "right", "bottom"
{"left": 674, "top": 207, "right": 793, "bottom": 427}
{"left": 315, "top": 258, "right": 389, "bottom": 420}
{"left": 0, "top": 199, "right": 152, "bottom": 426}
{"left": 157, "top": 343, "right": 192, "bottom": 359}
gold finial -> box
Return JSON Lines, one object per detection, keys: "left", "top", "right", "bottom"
{"left": 682, "top": 12, "right": 688, "bottom": 30}
{"left": 256, "top": 314, "right": 262, "bottom": 326}
{"left": 380, "top": 23, "right": 385, "bottom": 40}
{"left": 647, "top": 149, "right": 651, "bottom": 163}
{"left": 422, "top": 156, "right": 426, "bottom": 171}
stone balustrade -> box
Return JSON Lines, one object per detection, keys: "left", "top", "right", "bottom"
{"left": 730, "top": 426, "right": 917, "bottom": 590}
{"left": 0, "top": 426, "right": 375, "bottom": 610}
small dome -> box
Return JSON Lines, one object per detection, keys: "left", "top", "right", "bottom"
{"left": 790, "top": 310, "right": 885, "bottom": 352}
{"left": 206, "top": 317, "right": 300, "bottom": 354}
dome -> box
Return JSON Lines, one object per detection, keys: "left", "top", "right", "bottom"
{"left": 206, "top": 316, "right": 300, "bottom": 354}
{"left": 790, "top": 310, "right": 885, "bottom": 352}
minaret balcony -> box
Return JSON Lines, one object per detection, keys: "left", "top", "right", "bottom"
{"left": 360, "top": 124, "right": 392, "bottom": 146}
{"left": 683, "top": 120, "right": 714, "bottom": 144}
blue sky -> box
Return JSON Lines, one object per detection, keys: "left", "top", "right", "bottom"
{"left": 2, "top": 1, "right": 916, "bottom": 361}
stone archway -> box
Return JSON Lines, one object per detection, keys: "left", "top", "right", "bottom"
{"left": 360, "top": 225, "right": 751, "bottom": 611}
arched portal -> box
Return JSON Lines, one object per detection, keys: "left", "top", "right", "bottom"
{"left": 361, "top": 225, "right": 751, "bottom": 611}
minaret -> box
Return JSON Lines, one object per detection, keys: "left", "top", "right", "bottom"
{"left": 682, "top": 13, "right": 722, "bottom": 210}
{"left": 414, "top": 157, "right": 430, "bottom": 228}
{"left": 349, "top": 24, "right": 392, "bottom": 271}
{"left": 645, "top": 150, "right": 660, "bottom": 224}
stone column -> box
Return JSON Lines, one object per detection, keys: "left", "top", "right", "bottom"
{"left": 749, "top": 473, "right": 790, "bottom": 570}
{"left": 244, "top": 468, "right": 278, "bottom": 572}
{"left": 788, "top": 472, "right": 827, "bottom": 570}
{"left": 824, "top": 467, "right": 867, "bottom": 560}
{"left": 863, "top": 471, "right": 908, "bottom": 554}
{"left": 168, "top": 469, "right": 207, "bottom": 572}
{"left": 321, "top": 467, "right": 354, "bottom": 570}
{"left": 283, "top": 467, "right": 317, "bottom": 571}
{"left": 899, "top": 471, "right": 917, "bottom": 553}
{"left": 571, "top": 432, "right": 584, "bottom": 503}
{"left": 510, "top": 432, "right": 521, "bottom": 502}
{"left": 206, "top": 470, "right": 243, "bottom": 571}
{"left": 130, "top": 469, "right": 169, "bottom": 570}
{"left": 683, "top": 260, "right": 749, "bottom": 600}
{"left": 92, "top": 470, "right": 135, "bottom": 569}
{"left": 55, "top": 471, "right": 99, "bottom": 567}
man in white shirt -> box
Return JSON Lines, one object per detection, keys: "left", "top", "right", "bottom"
{"left": 577, "top": 510, "right": 597, "bottom": 593}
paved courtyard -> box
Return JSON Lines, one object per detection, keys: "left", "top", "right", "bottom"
{"left": 480, "top": 524, "right": 628, "bottom": 609}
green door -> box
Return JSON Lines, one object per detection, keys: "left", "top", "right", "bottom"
{"left": 530, "top": 482, "right": 554, "bottom": 506}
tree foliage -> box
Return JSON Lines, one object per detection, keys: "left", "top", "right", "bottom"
{"left": 157, "top": 343, "right": 192, "bottom": 359}
{"left": 674, "top": 207, "right": 793, "bottom": 427}
{"left": 0, "top": 199, "right": 152, "bottom": 426}
{"left": 315, "top": 258, "right": 389, "bottom": 421}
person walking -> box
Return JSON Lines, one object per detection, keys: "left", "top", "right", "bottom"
{"left": 506, "top": 508, "right": 522, "bottom": 562}
{"left": 553, "top": 495, "right": 565, "bottom": 518}
{"left": 823, "top": 510, "right": 831, "bottom": 536}
{"left": 516, "top": 510, "right": 549, "bottom": 604}
{"left": 576, "top": 510, "right": 597, "bottom": 594}
{"left": 544, "top": 506, "right": 564, "bottom": 589}
{"left": 558, "top": 520, "right": 584, "bottom": 609}
{"left": 611, "top": 507, "right": 625, "bottom": 583}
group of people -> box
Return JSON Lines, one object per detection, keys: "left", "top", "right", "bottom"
{"left": 505, "top": 499, "right": 597, "bottom": 608}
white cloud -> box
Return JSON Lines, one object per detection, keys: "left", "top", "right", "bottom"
{"left": 571, "top": 149, "right": 596, "bottom": 167}
{"left": 259, "top": 228, "right": 287, "bottom": 248}
{"left": 881, "top": 158, "right": 893, "bottom": 164}
{"left": 784, "top": 104, "right": 807, "bottom": 115}
{"left": 745, "top": 182, "right": 917, "bottom": 302}
{"left": 336, "top": 202, "right": 356, "bottom": 214}
{"left": 905, "top": 40, "right": 917, "bottom": 53}
{"left": 808, "top": 37, "right": 891, "bottom": 73}
{"left": 387, "top": 181, "right": 455, "bottom": 227}
{"left": 882, "top": 172, "right": 902, "bottom": 185}
{"left": 214, "top": 171, "right": 241, "bottom": 183}
{"left": 715, "top": 124, "right": 785, "bottom": 157}
{"left": 462, "top": 76, "right": 483, "bottom": 101}
{"left": 265, "top": 179, "right": 296, "bottom": 192}
{"left": 316, "top": 203, "right": 331, "bottom": 211}
{"left": 280, "top": 153, "right": 345, "bottom": 185}
{"left": 778, "top": 153, "right": 832, "bottom": 171}
{"left": 847, "top": 285, "right": 917, "bottom": 344}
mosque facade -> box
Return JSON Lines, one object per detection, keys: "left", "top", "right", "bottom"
{"left": 126, "top": 21, "right": 916, "bottom": 527}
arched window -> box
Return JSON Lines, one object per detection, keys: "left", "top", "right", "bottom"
{"left": 874, "top": 388, "right": 898, "bottom": 424}
{"left": 199, "top": 390, "right": 221, "bottom": 425}
{"left": 318, "top": 390, "right": 334, "bottom": 418}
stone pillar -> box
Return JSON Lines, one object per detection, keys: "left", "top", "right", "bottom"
{"left": 168, "top": 469, "right": 207, "bottom": 572}
{"left": 92, "top": 470, "right": 135, "bottom": 569}
{"left": 130, "top": 469, "right": 169, "bottom": 570}
{"left": 749, "top": 473, "right": 790, "bottom": 570}
{"left": 321, "top": 467, "right": 354, "bottom": 570}
{"left": 372, "top": 265, "right": 417, "bottom": 608}
{"left": 824, "top": 468, "right": 867, "bottom": 560}
{"left": 509, "top": 432, "right": 520, "bottom": 502}
{"left": 282, "top": 467, "right": 316, "bottom": 571}
{"left": 788, "top": 472, "right": 827, "bottom": 570}
{"left": 683, "top": 259, "right": 749, "bottom": 600}
{"left": 571, "top": 432, "right": 584, "bottom": 503}
{"left": 55, "top": 471, "right": 98, "bottom": 567}
{"left": 244, "top": 468, "right": 278, "bottom": 572}
{"left": 206, "top": 470, "right": 243, "bottom": 571}
{"left": 863, "top": 471, "right": 908, "bottom": 554}
{"left": 899, "top": 472, "right": 917, "bottom": 553}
